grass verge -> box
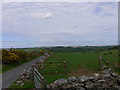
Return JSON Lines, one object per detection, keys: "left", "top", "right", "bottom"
{"left": 9, "top": 79, "right": 35, "bottom": 88}
{"left": 2, "top": 56, "right": 41, "bottom": 73}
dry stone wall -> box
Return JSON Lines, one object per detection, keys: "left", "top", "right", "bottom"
{"left": 16, "top": 67, "right": 32, "bottom": 86}
{"left": 47, "top": 67, "right": 120, "bottom": 90}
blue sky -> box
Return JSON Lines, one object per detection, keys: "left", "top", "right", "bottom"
{"left": 2, "top": 2, "right": 118, "bottom": 48}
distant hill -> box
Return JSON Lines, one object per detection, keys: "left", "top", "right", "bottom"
{"left": 42, "top": 45, "right": 117, "bottom": 52}
{"left": 2, "top": 45, "right": 118, "bottom": 53}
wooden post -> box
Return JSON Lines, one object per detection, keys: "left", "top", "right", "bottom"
{"left": 42, "top": 79, "right": 47, "bottom": 89}
{"left": 35, "top": 62, "right": 38, "bottom": 70}
{"left": 39, "top": 62, "right": 42, "bottom": 72}
{"left": 38, "top": 62, "right": 40, "bottom": 69}
{"left": 38, "top": 62, "right": 39, "bottom": 69}
{"left": 99, "top": 56, "right": 102, "bottom": 72}
{"left": 31, "top": 66, "right": 34, "bottom": 81}
{"left": 50, "top": 62, "right": 51, "bottom": 74}
{"left": 63, "top": 61, "right": 67, "bottom": 74}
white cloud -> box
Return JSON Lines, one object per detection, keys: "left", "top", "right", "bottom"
{"left": 3, "top": 0, "right": 119, "bottom": 2}
{"left": 29, "top": 12, "right": 53, "bottom": 19}
{"left": 2, "top": 2, "right": 118, "bottom": 47}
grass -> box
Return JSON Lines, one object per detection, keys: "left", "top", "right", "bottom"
{"left": 47, "top": 49, "right": 118, "bottom": 70}
{"left": 2, "top": 56, "right": 41, "bottom": 73}
{"left": 44, "top": 75, "right": 68, "bottom": 85}
{"left": 9, "top": 79, "right": 35, "bottom": 88}
{"left": 40, "top": 49, "right": 119, "bottom": 84}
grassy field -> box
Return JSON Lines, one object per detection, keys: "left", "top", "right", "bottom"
{"left": 9, "top": 48, "right": 119, "bottom": 87}
{"left": 41, "top": 49, "right": 119, "bottom": 84}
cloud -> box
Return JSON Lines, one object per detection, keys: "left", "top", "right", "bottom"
{"left": 2, "top": 2, "right": 118, "bottom": 47}
{"left": 29, "top": 12, "right": 53, "bottom": 19}
{"left": 3, "top": 0, "right": 119, "bottom": 2}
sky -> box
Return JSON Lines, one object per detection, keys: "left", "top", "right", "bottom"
{"left": 2, "top": 2, "right": 118, "bottom": 48}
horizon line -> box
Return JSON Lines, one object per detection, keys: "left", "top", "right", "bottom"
{"left": 0, "top": 44, "right": 118, "bottom": 49}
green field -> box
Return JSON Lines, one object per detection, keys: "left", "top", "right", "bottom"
{"left": 41, "top": 49, "right": 119, "bottom": 84}
{"left": 9, "top": 47, "right": 119, "bottom": 88}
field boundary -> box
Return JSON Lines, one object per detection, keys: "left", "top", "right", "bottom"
{"left": 32, "top": 66, "right": 47, "bottom": 89}
{"left": 35, "top": 61, "right": 68, "bottom": 75}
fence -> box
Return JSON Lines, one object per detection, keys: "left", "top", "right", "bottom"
{"left": 35, "top": 61, "right": 67, "bottom": 75}
{"left": 98, "top": 56, "right": 110, "bottom": 72}
{"left": 32, "top": 56, "right": 111, "bottom": 88}
{"left": 32, "top": 66, "right": 46, "bottom": 89}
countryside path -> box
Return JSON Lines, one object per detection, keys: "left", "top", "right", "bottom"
{"left": 1, "top": 55, "right": 46, "bottom": 89}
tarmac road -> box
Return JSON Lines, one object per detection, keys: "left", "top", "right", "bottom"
{"left": 1, "top": 55, "right": 45, "bottom": 89}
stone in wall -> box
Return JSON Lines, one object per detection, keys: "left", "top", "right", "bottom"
{"left": 48, "top": 68, "right": 120, "bottom": 90}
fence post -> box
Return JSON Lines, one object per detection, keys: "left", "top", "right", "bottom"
{"left": 42, "top": 79, "right": 47, "bottom": 89}
{"left": 99, "top": 56, "right": 103, "bottom": 72}
{"left": 63, "top": 61, "right": 67, "bottom": 74}
{"left": 38, "top": 62, "right": 40, "bottom": 69}
{"left": 31, "top": 66, "right": 34, "bottom": 82}
{"left": 50, "top": 62, "right": 52, "bottom": 74}
{"left": 36, "top": 62, "right": 39, "bottom": 70}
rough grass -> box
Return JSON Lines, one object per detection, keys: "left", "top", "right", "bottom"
{"left": 44, "top": 75, "right": 68, "bottom": 85}
{"left": 9, "top": 79, "right": 35, "bottom": 88}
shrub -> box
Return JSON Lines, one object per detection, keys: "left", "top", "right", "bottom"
{"left": 2, "top": 50, "right": 20, "bottom": 64}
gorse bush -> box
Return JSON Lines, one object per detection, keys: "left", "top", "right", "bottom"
{"left": 2, "top": 49, "right": 20, "bottom": 64}
{"left": 9, "top": 49, "right": 28, "bottom": 60}
{"left": 2, "top": 49, "right": 42, "bottom": 64}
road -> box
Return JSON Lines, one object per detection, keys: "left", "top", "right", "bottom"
{"left": 1, "top": 55, "right": 45, "bottom": 89}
